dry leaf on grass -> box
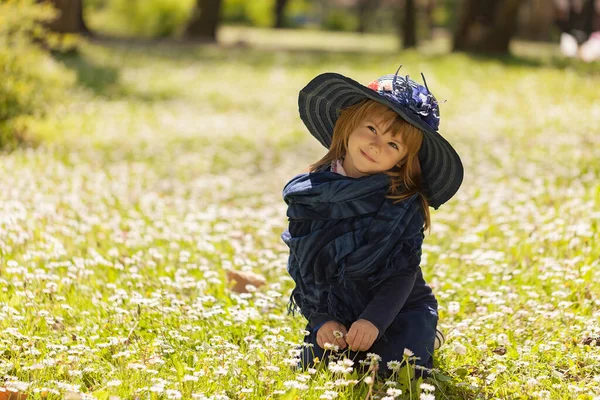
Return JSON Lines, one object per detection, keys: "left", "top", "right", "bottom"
{"left": 226, "top": 269, "right": 266, "bottom": 293}
{"left": 0, "top": 388, "right": 28, "bottom": 400}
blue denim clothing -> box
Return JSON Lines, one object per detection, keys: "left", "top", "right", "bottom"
{"left": 299, "top": 305, "right": 438, "bottom": 379}
{"left": 281, "top": 171, "right": 427, "bottom": 328}
{"left": 281, "top": 170, "right": 439, "bottom": 375}
{"left": 310, "top": 266, "right": 437, "bottom": 341}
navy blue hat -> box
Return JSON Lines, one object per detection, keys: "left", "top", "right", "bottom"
{"left": 298, "top": 67, "right": 464, "bottom": 209}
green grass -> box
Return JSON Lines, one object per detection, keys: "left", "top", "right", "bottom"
{"left": 1, "top": 27, "right": 600, "bottom": 399}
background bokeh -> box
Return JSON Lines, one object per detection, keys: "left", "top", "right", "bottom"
{"left": 1, "top": 1, "right": 600, "bottom": 399}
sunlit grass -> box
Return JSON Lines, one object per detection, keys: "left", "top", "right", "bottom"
{"left": 1, "top": 27, "right": 599, "bottom": 399}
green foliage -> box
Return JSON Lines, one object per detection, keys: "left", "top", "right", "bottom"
{"left": 221, "top": 0, "right": 318, "bottom": 29}
{"left": 245, "top": 0, "right": 275, "bottom": 27}
{"left": 98, "top": 0, "right": 196, "bottom": 38}
{"left": 221, "top": 0, "right": 314, "bottom": 28}
{"left": 286, "top": 0, "right": 314, "bottom": 28}
{"left": 323, "top": 8, "right": 358, "bottom": 32}
{"left": 435, "top": 0, "right": 460, "bottom": 30}
{"left": 222, "top": 0, "right": 247, "bottom": 24}
{"left": 222, "top": 0, "right": 274, "bottom": 27}
{"left": 0, "top": 0, "right": 75, "bottom": 149}
{"left": 84, "top": 0, "right": 107, "bottom": 11}
{"left": 1, "top": 26, "right": 600, "bottom": 399}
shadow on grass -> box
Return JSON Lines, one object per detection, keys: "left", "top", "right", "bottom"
{"left": 430, "top": 367, "right": 487, "bottom": 400}
{"left": 84, "top": 35, "right": 600, "bottom": 78}
{"left": 52, "top": 50, "right": 177, "bottom": 102}
{"left": 89, "top": 35, "right": 387, "bottom": 68}
{"left": 424, "top": 50, "right": 600, "bottom": 76}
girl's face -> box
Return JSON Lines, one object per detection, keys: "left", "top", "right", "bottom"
{"left": 342, "top": 114, "right": 407, "bottom": 178}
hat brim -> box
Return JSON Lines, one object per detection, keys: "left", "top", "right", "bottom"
{"left": 298, "top": 72, "right": 464, "bottom": 209}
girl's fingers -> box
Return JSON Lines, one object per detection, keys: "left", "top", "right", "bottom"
{"left": 358, "top": 333, "right": 369, "bottom": 351}
{"left": 360, "top": 332, "right": 375, "bottom": 351}
{"left": 353, "top": 330, "right": 366, "bottom": 351}
{"left": 318, "top": 326, "right": 348, "bottom": 351}
{"left": 333, "top": 324, "right": 347, "bottom": 348}
{"left": 318, "top": 332, "right": 347, "bottom": 351}
{"left": 363, "top": 334, "right": 375, "bottom": 351}
{"left": 317, "top": 330, "right": 329, "bottom": 349}
{"left": 346, "top": 327, "right": 358, "bottom": 347}
{"left": 326, "top": 332, "right": 336, "bottom": 347}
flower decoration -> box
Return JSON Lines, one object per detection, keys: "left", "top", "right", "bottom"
{"left": 366, "top": 66, "right": 440, "bottom": 131}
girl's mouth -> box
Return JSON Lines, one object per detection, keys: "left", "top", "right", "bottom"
{"left": 361, "top": 149, "right": 376, "bottom": 162}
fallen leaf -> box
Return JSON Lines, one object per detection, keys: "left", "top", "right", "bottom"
{"left": 226, "top": 269, "right": 266, "bottom": 293}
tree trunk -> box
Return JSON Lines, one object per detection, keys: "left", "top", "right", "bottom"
{"left": 356, "top": 0, "right": 382, "bottom": 34}
{"left": 185, "top": 0, "right": 222, "bottom": 42}
{"left": 357, "top": 0, "right": 369, "bottom": 34}
{"left": 424, "top": 0, "right": 436, "bottom": 40}
{"left": 46, "top": 0, "right": 90, "bottom": 34}
{"left": 274, "top": 0, "right": 289, "bottom": 28}
{"left": 518, "top": 0, "right": 555, "bottom": 41}
{"left": 554, "top": 0, "right": 600, "bottom": 44}
{"left": 452, "top": 0, "right": 523, "bottom": 55}
{"left": 403, "top": 0, "right": 417, "bottom": 48}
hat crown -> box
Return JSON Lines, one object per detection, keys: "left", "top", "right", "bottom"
{"left": 367, "top": 74, "right": 440, "bottom": 131}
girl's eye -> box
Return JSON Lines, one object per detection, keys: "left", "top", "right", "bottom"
{"left": 369, "top": 125, "right": 398, "bottom": 150}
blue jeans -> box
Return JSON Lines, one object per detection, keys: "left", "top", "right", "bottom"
{"left": 299, "top": 305, "right": 438, "bottom": 379}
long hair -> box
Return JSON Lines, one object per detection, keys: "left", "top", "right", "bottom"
{"left": 308, "top": 99, "right": 431, "bottom": 233}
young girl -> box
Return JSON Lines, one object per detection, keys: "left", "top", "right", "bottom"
{"left": 281, "top": 68, "right": 463, "bottom": 378}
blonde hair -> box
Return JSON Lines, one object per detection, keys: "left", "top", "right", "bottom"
{"left": 308, "top": 98, "right": 431, "bottom": 233}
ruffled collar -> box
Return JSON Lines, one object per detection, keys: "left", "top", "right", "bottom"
{"left": 331, "top": 158, "right": 347, "bottom": 176}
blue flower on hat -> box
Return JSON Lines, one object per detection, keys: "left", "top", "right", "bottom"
{"left": 367, "top": 69, "right": 440, "bottom": 131}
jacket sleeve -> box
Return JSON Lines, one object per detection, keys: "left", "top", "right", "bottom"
{"left": 358, "top": 270, "right": 417, "bottom": 341}
{"left": 308, "top": 288, "right": 336, "bottom": 333}
{"left": 358, "top": 229, "right": 424, "bottom": 341}
{"left": 309, "top": 312, "right": 333, "bottom": 332}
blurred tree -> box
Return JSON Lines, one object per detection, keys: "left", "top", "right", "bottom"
{"left": 46, "top": 0, "right": 91, "bottom": 34}
{"left": 452, "top": 0, "right": 523, "bottom": 54}
{"left": 391, "top": 0, "right": 417, "bottom": 48}
{"left": 554, "top": 0, "right": 600, "bottom": 43}
{"left": 274, "top": 0, "right": 290, "bottom": 28}
{"left": 357, "top": 0, "right": 381, "bottom": 33}
{"left": 402, "top": 0, "right": 417, "bottom": 48}
{"left": 424, "top": 0, "right": 436, "bottom": 39}
{"left": 517, "top": 0, "right": 555, "bottom": 41}
{"left": 185, "top": 0, "right": 222, "bottom": 41}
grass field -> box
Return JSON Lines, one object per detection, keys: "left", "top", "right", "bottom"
{"left": 1, "top": 27, "right": 600, "bottom": 399}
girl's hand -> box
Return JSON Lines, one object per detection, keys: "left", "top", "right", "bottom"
{"left": 316, "top": 321, "right": 348, "bottom": 350}
{"left": 346, "top": 319, "right": 379, "bottom": 352}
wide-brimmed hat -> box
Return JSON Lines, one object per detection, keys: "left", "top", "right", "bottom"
{"left": 298, "top": 67, "right": 464, "bottom": 209}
